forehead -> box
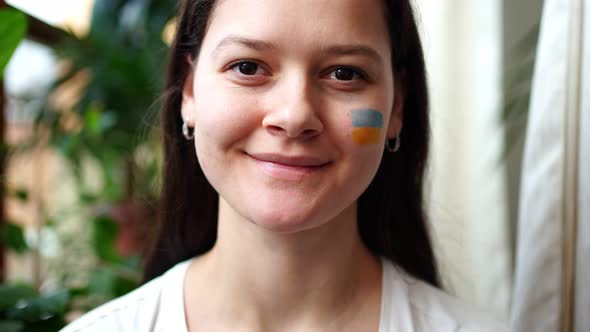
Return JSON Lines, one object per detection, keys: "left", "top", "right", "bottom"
{"left": 203, "top": 0, "right": 390, "bottom": 56}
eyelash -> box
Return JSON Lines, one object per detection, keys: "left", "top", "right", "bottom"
{"left": 227, "top": 60, "right": 369, "bottom": 82}
{"left": 325, "top": 66, "right": 368, "bottom": 81}
{"left": 228, "top": 60, "right": 268, "bottom": 76}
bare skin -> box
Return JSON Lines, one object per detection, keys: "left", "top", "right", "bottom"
{"left": 180, "top": 0, "right": 402, "bottom": 330}
{"left": 184, "top": 201, "right": 383, "bottom": 332}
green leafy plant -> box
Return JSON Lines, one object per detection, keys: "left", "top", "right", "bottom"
{"left": 0, "top": 213, "right": 142, "bottom": 330}
{"left": 38, "top": 0, "right": 172, "bottom": 204}
{"left": 1, "top": 222, "right": 29, "bottom": 254}
{"left": 0, "top": 284, "right": 69, "bottom": 332}
{"left": 1, "top": 0, "right": 176, "bottom": 330}
{"left": 34, "top": 0, "right": 174, "bottom": 267}
{"left": 0, "top": 8, "right": 27, "bottom": 76}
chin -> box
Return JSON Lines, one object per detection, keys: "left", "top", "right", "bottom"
{"left": 247, "top": 209, "right": 325, "bottom": 234}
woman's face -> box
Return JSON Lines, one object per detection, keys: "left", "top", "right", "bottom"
{"left": 182, "top": 0, "right": 402, "bottom": 233}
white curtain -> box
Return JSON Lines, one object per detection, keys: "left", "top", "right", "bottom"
{"left": 414, "top": 0, "right": 512, "bottom": 319}
{"left": 575, "top": 2, "right": 590, "bottom": 329}
{"left": 511, "top": 0, "right": 590, "bottom": 330}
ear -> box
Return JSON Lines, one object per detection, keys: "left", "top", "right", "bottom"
{"left": 181, "top": 57, "right": 196, "bottom": 125}
{"left": 387, "top": 73, "right": 405, "bottom": 138}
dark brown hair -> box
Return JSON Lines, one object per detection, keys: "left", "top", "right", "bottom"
{"left": 143, "top": 0, "right": 440, "bottom": 287}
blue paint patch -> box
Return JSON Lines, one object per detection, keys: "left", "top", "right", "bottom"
{"left": 352, "top": 109, "right": 383, "bottom": 128}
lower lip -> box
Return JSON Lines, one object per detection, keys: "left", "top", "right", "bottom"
{"left": 251, "top": 157, "right": 328, "bottom": 181}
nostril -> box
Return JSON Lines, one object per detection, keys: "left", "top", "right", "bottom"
{"left": 301, "top": 128, "right": 320, "bottom": 139}
{"left": 262, "top": 110, "right": 324, "bottom": 138}
{"left": 265, "top": 125, "right": 319, "bottom": 139}
{"left": 266, "top": 125, "right": 285, "bottom": 135}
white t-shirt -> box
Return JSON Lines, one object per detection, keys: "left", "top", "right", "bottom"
{"left": 61, "top": 258, "right": 509, "bottom": 331}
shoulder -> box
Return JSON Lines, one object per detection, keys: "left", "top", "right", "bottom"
{"left": 60, "top": 260, "right": 191, "bottom": 332}
{"left": 381, "top": 259, "right": 511, "bottom": 332}
{"left": 404, "top": 275, "right": 510, "bottom": 331}
{"left": 59, "top": 277, "right": 164, "bottom": 332}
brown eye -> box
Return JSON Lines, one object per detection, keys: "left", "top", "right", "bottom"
{"left": 330, "top": 67, "right": 364, "bottom": 81}
{"left": 335, "top": 68, "right": 355, "bottom": 80}
{"left": 235, "top": 61, "right": 259, "bottom": 75}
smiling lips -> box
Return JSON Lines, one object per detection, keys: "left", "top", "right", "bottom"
{"left": 248, "top": 152, "right": 331, "bottom": 181}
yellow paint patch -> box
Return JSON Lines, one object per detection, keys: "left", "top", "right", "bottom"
{"left": 352, "top": 128, "right": 381, "bottom": 145}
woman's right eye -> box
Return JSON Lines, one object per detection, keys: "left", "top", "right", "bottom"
{"left": 229, "top": 61, "right": 263, "bottom": 76}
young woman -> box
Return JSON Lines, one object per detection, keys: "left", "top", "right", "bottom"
{"left": 62, "top": 0, "right": 507, "bottom": 331}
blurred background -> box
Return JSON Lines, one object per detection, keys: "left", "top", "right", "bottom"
{"left": 1, "top": 0, "right": 172, "bottom": 330}
{"left": 0, "top": 0, "right": 588, "bottom": 331}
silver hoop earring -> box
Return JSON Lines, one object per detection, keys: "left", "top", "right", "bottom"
{"left": 386, "top": 135, "right": 401, "bottom": 153}
{"left": 182, "top": 118, "right": 194, "bottom": 140}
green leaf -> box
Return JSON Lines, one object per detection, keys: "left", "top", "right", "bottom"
{"left": 20, "top": 315, "right": 66, "bottom": 332}
{"left": 86, "top": 265, "right": 138, "bottom": 299}
{"left": 0, "top": 9, "right": 27, "bottom": 76}
{"left": 113, "top": 275, "right": 137, "bottom": 297}
{"left": 85, "top": 106, "right": 103, "bottom": 136}
{"left": 87, "top": 266, "right": 117, "bottom": 298}
{"left": 0, "top": 320, "right": 24, "bottom": 332}
{"left": 92, "top": 216, "right": 122, "bottom": 263}
{"left": 80, "top": 192, "right": 98, "bottom": 204}
{"left": 6, "top": 188, "right": 29, "bottom": 202}
{"left": 56, "top": 134, "right": 81, "bottom": 158}
{"left": 122, "top": 254, "right": 141, "bottom": 270}
{"left": 44, "top": 218, "right": 56, "bottom": 228}
{"left": 1, "top": 222, "right": 29, "bottom": 253}
{"left": 14, "top": 189, "right": 28, "bottom": 202}
{"left": 84, "top": 105, "right": 118, "bottom": 137}
{"left": 4, "top": 290, "right": 69, "bottom": 322}
{"left": 0, "top": 284, "right": 38, "bottom": 310}
{"left": 66, "top": 286, "right": 89, "bottom": 298}
{"left": 100, "top": 111, "right": 118, "bottom": 131}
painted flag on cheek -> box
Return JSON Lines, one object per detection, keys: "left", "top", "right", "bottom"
{"left": 352, "top": 109, "right": 383, "bottom": 145}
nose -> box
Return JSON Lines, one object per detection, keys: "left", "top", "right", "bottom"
{"left": 262, "top": 78, "right": 324, "bottom": 140}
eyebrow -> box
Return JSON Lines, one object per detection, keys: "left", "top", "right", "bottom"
{"left": 322, "top": 45, "right": 384, "bottom": 65}
{"left": 213, "top": 35, "right": 384, "bottom": 65}
{"left": 213, "top": 35, "right": 278, "bottom": 56}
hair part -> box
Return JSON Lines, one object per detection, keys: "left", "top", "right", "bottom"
{"left": 143, "top": 0, "right": 440, "bottom": 288}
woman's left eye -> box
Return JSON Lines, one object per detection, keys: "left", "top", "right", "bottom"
{"left": 228, "top": 60, "right": 267, "bottom": 76}
{"left": 328, "top": 67, "right": 365, "bottom": 81}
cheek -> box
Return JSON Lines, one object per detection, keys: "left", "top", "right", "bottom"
{"left": 192, "top": 82, "right": 259, "bottom": 149}
{"left": 346, "top": 108, "right": 387, "bottom": 148}
{"left": 325, "top": 108, "right": 385, "bottom": 176}
{"left": 341, "top": 108, "right": 387, "bottom": 178}
{"left": 349, "top": 139, "right": 386, "bottom": 193}
{"left": 337, "top": 86, "right": 392, "bottom": 149}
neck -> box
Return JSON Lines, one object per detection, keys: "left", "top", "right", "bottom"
{"left": 184, "top": 198, "right": 382, "bottom": 331}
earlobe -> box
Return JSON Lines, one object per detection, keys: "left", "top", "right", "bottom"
{"left": 181, "top": 63, "right": 196, "bottom": 123}
{"left": 387, "top": 76, "right": 405, "bottom": 138}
